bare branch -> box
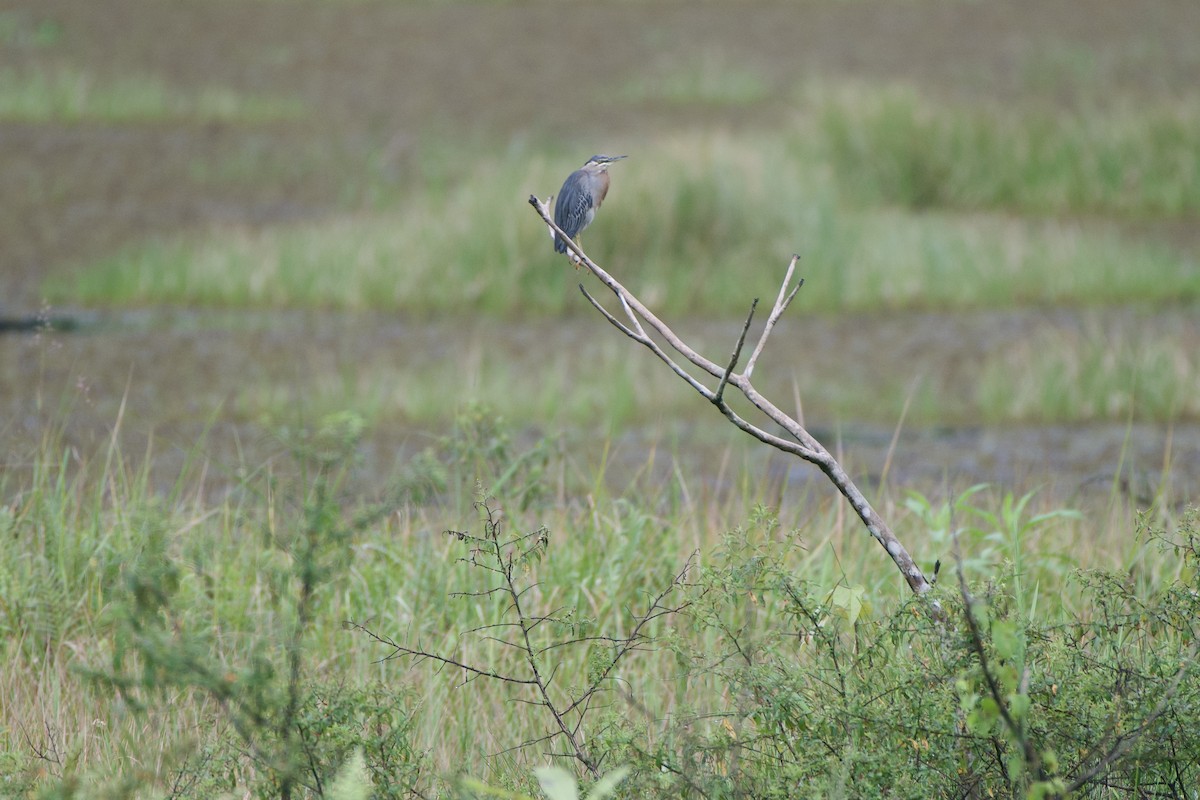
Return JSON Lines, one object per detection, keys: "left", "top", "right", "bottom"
{"left": 745, "top": 254, "right": 802, "bottom": 380}
{"left": 528, "top": 195, "right": 938, "bottom": 606}
{"left": 347, "top": 506, "right": 696, "bottom": 778}
{"left": 581, "top": 284, "right": 718, "bottom": 402}
{"left": 530, "top": 195, "right": 725, "bottom": 379}
{"left": 715, "top": 299, "right": 757, "bottom": 404}
{"left": 343, "top": 620, "right": 539, "bottom": 684}
{"left": 617, "top": 292, "right": 647, "bottom": 337}
{"left": 579, "top": 284, "right": 638, "bottom": 341}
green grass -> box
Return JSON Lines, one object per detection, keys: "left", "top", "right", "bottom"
{"left": 978, "top": 317, "right": 1200, "bottom": 423}
{"left": 0, "top": 11, "right": 62, "bottom": 47}
{"left": 0, "top": 66, "right": 305, "bottom": 124}
{"left": 227, "top": 310, "right": 1200, "bottom": 431}
{"left": 9, "top": 9, "right": 1200, "bottom": 792}
{"left": 1, "top": 409, "right": 1188, "bottom": 795}
{"left": 614, "top": 52, "right": 772, "bottom": 107}
{"left": 812, "top": 83, "right": 1200, "bottom": 217}
{"left": 55, "top": 129, "right": 1198, "bottom": 314}
{"left": 235, "top": 333, "right": 699, "bottom": 431}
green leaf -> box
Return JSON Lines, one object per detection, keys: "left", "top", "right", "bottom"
{"left": 829, "top": 584, "right": 867, "bottom": 627}
{"left": 991, "top": 620, "right": 1023, "bottom": 659}
{"left": 534, "top": 766, "right": 579, "bottom": 800}
{"left": 967, "top": 697, "right": 1000, "bottom": 734}
{"left": 1027, "top": 780, "right": 1068, "bottom": 800}
{"left": 585, "top": 767, "right": 631, "bottom": 800}
{"left": 328, "top": 748, "right": 372, "bottom": 800}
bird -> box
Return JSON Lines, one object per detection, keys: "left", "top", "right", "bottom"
{"left": 553, "top": 154, "right": 626, "bottom": 256}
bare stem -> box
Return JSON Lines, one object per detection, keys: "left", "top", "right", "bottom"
{"left": 349, "top": 501, "right": 693, "bottom": 775}
{"left": 529, "top": 195, "right": 937, "bottom": 606}
{"left": 716, "top": 299, "right": 757, "bottom": 404}
{"left": 745, "top": 254, "right": 802, "bottom": 381}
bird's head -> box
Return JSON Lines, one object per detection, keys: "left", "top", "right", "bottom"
{"left": 584, "top": 154, "right": 627, "bottom": 171}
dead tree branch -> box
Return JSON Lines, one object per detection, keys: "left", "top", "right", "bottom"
{"left": 530, "top": 195, "right": 937, "bottom": 606}
{"left": 349, "top": 501, "right": 693, "bottom": 777}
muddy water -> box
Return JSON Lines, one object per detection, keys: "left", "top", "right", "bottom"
{"left": 2, "top": 309, "right": 1195, "bottom": 507}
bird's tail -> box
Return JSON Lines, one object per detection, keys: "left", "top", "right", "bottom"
{"left": 554, "top": 235, "right": 568, "bottom": 254}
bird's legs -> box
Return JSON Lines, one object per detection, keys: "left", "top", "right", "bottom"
{"left": 572, "top": 236, "right": 584, "bottom": 269}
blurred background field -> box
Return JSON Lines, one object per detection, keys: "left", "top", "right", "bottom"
{"left": 2, "top": 0, "right": 1199, "bottom": 795}
{"left": 3, "top": 0, "right": 1198, "bottom": 483}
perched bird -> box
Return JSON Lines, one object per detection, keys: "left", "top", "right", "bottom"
{"left": 553, "top": 154, "right": 626, "bottom": 255}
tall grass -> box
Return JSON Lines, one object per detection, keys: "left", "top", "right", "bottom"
{"left": 57, "top": 128, "right": 1198, "bottom": 314}
{"left": 0, "top": 11, "right": 61, "bottom": 48}
{"left": 235, "top": 332, "right": 700, "bottom": 431}
{"left": 812, "top": 83, "right": 1200, "bottom": 217}
{"left": 0, "top": 404, "right": 1177, "bottom": 793}
{"left": 978, "top": 316, "right": 1200, "bottom": 422}
{"left": 0, "top": 66, "right": 305, "bottom": 124}
{"left": 614, "top": 51, "right": 771, "bottom": 107}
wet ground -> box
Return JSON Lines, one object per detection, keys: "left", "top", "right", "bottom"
{"left": 2, "top": 0, "right": 1199, "bottom": 507}
{"left": 3, "top": 308, "right": 1196, "bottom": 508}
{"left": 5, "top": 0, "right": 1200, "bottom": 305}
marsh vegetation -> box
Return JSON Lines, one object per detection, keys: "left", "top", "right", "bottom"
{"left": 2, "top": 0, "right": 1199, "bottom": 797}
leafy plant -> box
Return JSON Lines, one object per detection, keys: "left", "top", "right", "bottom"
{"left": 64, "top": 412, "right": 428, "bottom": 799}
{"left": 584, "top": 506, "right": 1200, "bottom": 798}
{"left": 460, "top": 766, "right": 630, "bottom": 800}
{"left": 350, "top": 499, "right": 691, "bottom": 781}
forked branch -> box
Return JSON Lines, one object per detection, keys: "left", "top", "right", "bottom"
{"left": 529, "top": 195, "right": 937, "bottom": 605}
{"left": 349, "top": 501, "right": 694, "bottom": 776}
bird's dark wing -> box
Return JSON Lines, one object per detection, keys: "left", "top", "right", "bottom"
{"left": 553, "top": 170, "right": 595, "bottom": 252}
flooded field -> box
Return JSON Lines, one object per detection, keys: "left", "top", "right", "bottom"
{"left": 3, "top": 0, "right": 1199, "bottom": 505}
{"left": 4, "top": 308, "right": 1196, "bottom": 507}
{"left": 6, "top": 2, "right": 1200, "bottom": 794}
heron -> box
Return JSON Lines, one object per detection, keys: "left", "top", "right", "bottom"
{"left": 552, "top": 154, "right": 626, "bottom": 256}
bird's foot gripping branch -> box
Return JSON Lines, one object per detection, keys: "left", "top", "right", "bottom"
{"left": 529, "top": 194, "right": 939, "bottom": 614}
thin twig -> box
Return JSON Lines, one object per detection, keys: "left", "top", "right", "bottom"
{"left": 617, "top": 287, "right": 645, "bottom": 335}
{"left": 1064, "top": 640, "right": 1199, "bottom": 794}
{"left": 744, "top": 254, "right": 801, "bottom": 380}
{"left": 579, "top": 284, "right": 638, "bottom": 340}
{"left": 582, "top": 286, "right": 719, "bottom": 401}
{"left": 350, "top": 502, "right": 697, "bottom": 779}
{"left": 561, "top": 554, "right": 695, "bottom": 717}
{"left": 715, "top": 299, "right": 757, "bottom": 404}
{"left": 497, "top": 505, "right": 598, "bottom": 777}
{"left": 343, "top": 620, "right": 539, "bottom": 684}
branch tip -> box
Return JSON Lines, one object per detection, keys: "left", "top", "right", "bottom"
{"left": 714, "top": 299, "right": 757, "bottom": 404}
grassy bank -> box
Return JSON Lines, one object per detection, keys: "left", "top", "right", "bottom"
{"left": 814, "top": 84, "right": 1200, "bottom": 217}
{"left": 979, "top": 317, "right": 1200, "bottom": 423}
{"left": 52, "top": 86, "right": 1199, "bottom": 315}
{"left": 2, "top": 410, "right": 1196, "bottom": 796}
{"left": 0, "top": 65, "right": 304, "bottom": 124}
